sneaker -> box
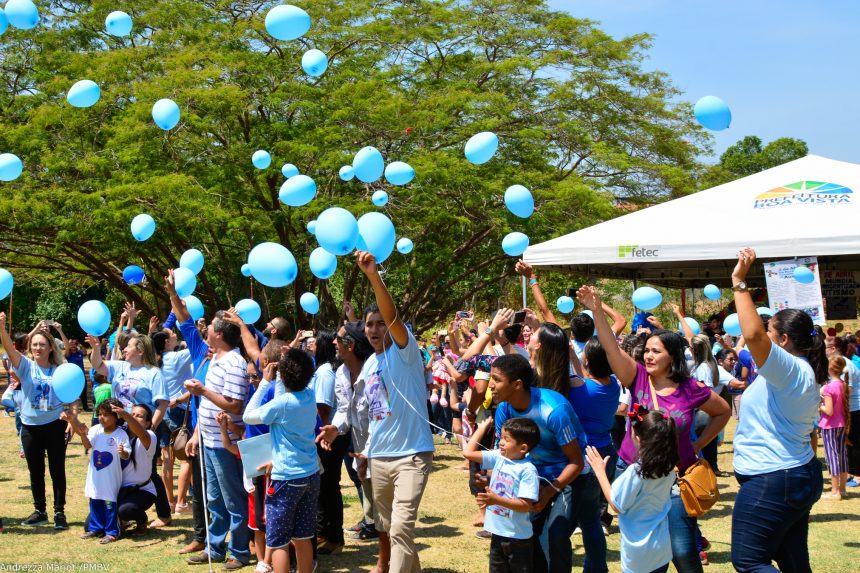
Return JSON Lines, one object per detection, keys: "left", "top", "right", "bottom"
{"left": 846, "top": 477, "right": 860, "bottom": 487}
{"left": 175, "top": 502, "right": 192, "bottom": 515}
{"left": 347, "top": 525, "right": 379, "bottom": 541}
{"left": 700, "top": 551, "right": 709, "bottom": 566}
{"left": 254, "top": 564, "right": 273, "bottom": 573}
{"left": 475, "top": 529, "right": 492, "bottom": 540}
{"left": 601, "top": 525, "right": 609, "bottom": 536}
{"left": 222, "top": 558, "right": 248, "bottom": 571}
{"left": 344, "top": 519, "right": 365, "bottom": 533}
{"left": 573, "top": 526, "right": 582, "bottom": 535}
{"left": 21, "top": 511, "right": 49, "bottom": 526}
{"left": 53, "top": 512, "right": 69, "bottom": 530}
{"left": 188, "top": 552, "right": 226, "bottom": 565}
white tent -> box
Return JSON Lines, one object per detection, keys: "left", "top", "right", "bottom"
{"left": 524, "top": 154, "right": 860, "bottom": 287}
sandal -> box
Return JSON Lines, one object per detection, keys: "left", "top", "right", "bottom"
{"left": 149, "top": 517, "right": 172, "bottom": 528}
{"left": 99, "top": 535, "right": 118, "bottom": 544}
{"left": 317, "top": 540, "right": 344, "bottom": 555}
{"left": 80, "top": 531, "right": 100, "bottom": 539}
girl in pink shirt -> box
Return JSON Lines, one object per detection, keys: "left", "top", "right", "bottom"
{"left": 820, "top": 356, "right": 850, "bottom": 499}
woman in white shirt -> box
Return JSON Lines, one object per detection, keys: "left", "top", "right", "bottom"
{"left": 115, "top": 404, "right": 157, "bottom": 536}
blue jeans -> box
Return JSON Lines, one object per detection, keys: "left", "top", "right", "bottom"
{"left": 532, "top": 473, "right": 607, "bottom": 573}
{"left": 731, "top": 457, "right": 823, "bottom": 572}
{"left": 203, "top": 445, "right": 250, "bottom": 563}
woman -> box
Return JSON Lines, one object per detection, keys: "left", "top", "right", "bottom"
{"left": 577, "top": 287, "right": 730, "bottom": 573}
{"left": 526, "top": 321, "right": 608, "bottom": 572}
{"left": 730, "top": 248, "right": 825, "bottom": 572}
{"left": 0, "top": 313, "right": 69, "bottom": 529}
{"left": 115, "top": 404, "right": 158, "bottom": 536}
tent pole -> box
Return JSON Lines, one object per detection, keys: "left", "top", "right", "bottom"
{"left": 522, "top": 276, "right": 527, "bottom": 309}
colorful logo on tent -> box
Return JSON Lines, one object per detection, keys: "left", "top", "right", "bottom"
{"left": 753, "top": 181, "right": 852, "bottom": 209}
{"left": 618, "top": 245, "right": 660, "bottom": 259}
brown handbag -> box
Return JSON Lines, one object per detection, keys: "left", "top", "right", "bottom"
{"left": 169, "top": 358, "right": 209, "bottom": 460}
{"left": 649, "top": 378, "right": 719, "bottom": 517}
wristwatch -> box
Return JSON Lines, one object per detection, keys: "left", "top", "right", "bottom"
{"left": 484, "top": 327, "right": 493, "bottom": 336}
{"left": 731, "top": 281, "right": 748, "bottom": 293}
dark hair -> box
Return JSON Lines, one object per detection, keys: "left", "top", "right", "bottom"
{"left": 314, "top": 329, "right": 339, "bottom": 369}
{"left": 213, "top": 311, "right": 242, "bottom": 348}
{"left": 771, "top": 309, "right": 828, "bottom": 384}
{"left": 96, "top": 398, "right": 123, "bottom": 423}
{"left": 826, "top": 335, "right": 847, "bottom": 356}
{"left": 621, "top": 335, "right": 645, "bottom": 364}
{"left": 13, "top": 332, "right": 28, "bottom": 351}
{"left": 571, "top": 313, "right": 595, "bottom": 343}
{"left": 125, "top": 404, "right": 153, "bottom": 470}
{"left": 262, "top": 339, "right": 287, "bottom": 365}
{"left": 715, "top": 348, "right": 737, "bottom": 362}
{"left": 643, "top": 329, "right": 691, "bottom": 383}
{"left": 151, "top": 330, "right": 169, "bottom": 364}
{"left": 491, "top": 354, "right": 534, "bottom": 389}
{"left": 842, "top": 335, "right": 857, "bottom": 360}
{"left": 583, "top": 337, "right": 612, "bottom": 378}
{"left": 269, "top": 317, "right": 291, "bottom": 340}
{"left": 503, "top": 323, "right": 523, "bottom": 346}
{"left": 364, "top": 304, "right": 381, "bottom": 322}
{"left": 708, "top": 314, "right": 720, "bottom": 323}
{"left": 343, "top": 321, "right": 373, "bottom": 361}
{"left": 631, "top": 406, "right": 679, "bottom": 479}
{"left": 532, "top": 322, "right": 570, "bottom": 394}
{"left": 278, "top": 348, "right": 316, "bottom": 392}
{"left": 502, "top": 417, "right": 540, "bottom": 451}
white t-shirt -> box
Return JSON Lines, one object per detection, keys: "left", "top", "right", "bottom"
{"left": 199, "top": 350, "right": 249, "bottom": 449}
{"left": 121, "top": 429, "right": 157, "bottom": 496}
{"left": 85, "top": 425, "right": 130, "bottom": 502}
{"left": 493, "top": 344, "right": 529, "bottom": 359}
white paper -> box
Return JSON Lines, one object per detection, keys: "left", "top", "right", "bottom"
{"left": 237, "top": 433, "right": 273, "bottom": 479}
{"left": 763, "top": 257, "right": 826, "bottom": 325}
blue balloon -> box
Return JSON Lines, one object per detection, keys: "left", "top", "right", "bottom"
{"left": 694, "top": 96, "right": 731, "bottom": 131}
{"left": 502, "top": 232, "right": 529, "bottom": 257}
{"left": 279, "top": 174, "right": 317, "bottom": 207}
{"left": 265, "top": 5, "right": 311, "bottom": 41}
{"left": 0, "top": 268, "right": 13, "bottom": 300}
{"left": 464, "top": 132, "right": 499, "bottom": 165}
{"left": 316, "top": 208, "right": 359, "bottom": 256}
{"left": 504, "top": 185, "right": 534, "bottom": 218}
{"left": 384, "top": 162, "right": 414, "bottom": 186}
{"left": 248, "top": 242, "right": 297, "bottom": 287}
{"left": 5, "top": 0, "right": 39, "bottom": 30}
{"left": 372, "top": 190, "right": 389, "bottom": 207}
{"left": 302, "top": 49, "right": 328, "bottom": 77}
{"left": 180, "top": 249, "right": 204, "bottom": 275}
{"left": 794, "top": 266, "right": 815, "bottom": 284}
{"left": 756, "top": 307, "right": 774, "bottom": 316}
{"left": 281, "top": 163, "right": 300, "bottom": 178}
{"left": 252, "top": 150, "right": 272, "bottom": 169}
{"left": 53, "top": 363, "right": 85, "bottom": 404}
{"left": 703, "top": 284, "right": 721, "bottom": 301}
{"left": 66, "top": 80, "right": 100, "bottom": 108}
{"left": 184, "top": 295, "right": 204, "bottom": 321}
{"left": 240, "top": 263, "right": 252, "bottom": 277}
{"left": 152, "top": 98, "right": 180, "bottom": 130}
{"left": 679, "top": 317, "right": 701, "bottom": 335}
{"left": 300, "top": 292, "right": 320, "bottom": 315}
{"left": 723, "top": 313, "right": 742, "bottom": 336}
{"left": 235, "top": 299, "right": 262, "bottom": 325}
{"left": 557, "top": 296, "right": 574, "bottom": 314}
{"left": 397, "top": 238, "right": 413, "bottom": 254}
{"left": 122, "top": 265, "right": 145, "bottom": 285}
{"left": 309, "top": 247, "right": 337, "bottom": 279}
{"left": 358, "top": 212, "right": 396, "bottom": 263}
{"left": 173, "top": 267, "right": 197, "bottom": 298}
{"left": 339, "top": 166, "right": 354, "bottom": 181}
{"left": 307, "top": 220, "right": 317, "bottom": 234}
{"left": 0, "top": 9, "right": 8, "bottom": 36}
{"left": 78, "top": 300, "right": 111, "bottom": 336}
{"left": 105, "top": 10, "right": 133, "bottom": 37}
{"left": 352, "top": 146, "right": 384, "bottom": 183}
{"left": 0, "top": 153, "right": 23, "bottom": 182}
{"left": 632, "top": 286, "right": 662, "bottom": 311}
{"left": 130, "top": 214, "right": 156, "bottom": 241}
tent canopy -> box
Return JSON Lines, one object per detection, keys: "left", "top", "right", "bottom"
{"left": 524, "top": 155, "right": 860, "bottom": 288}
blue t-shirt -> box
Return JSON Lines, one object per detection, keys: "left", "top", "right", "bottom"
{"left": 178, "top": 318, "right": 211, "bottom": 429}
{"left": 495, "top": 387, "right": 588, "bottom": 481}
{"left": 14, "top": 358, "right": 65, "bottom": 425}
{"left": 310, "top": 362, "right": 337, "bottom": 420}
{"left": 734, "top": 344, "right": 820, "bottom": 475}
{"left": 243, "top": 381, "right": 319, "bottom": 481}
{"left": 481, "top": 450, "right": 539, "bottom": 540}
{"left": 737, "top": 349, "right": 758, "bottom": 394}
{"left": 846, "top": 357, "right": 860, "bottom": 413}
{"left": 67, "top": 350, "right": 85, "bottom": 370}
{"left": 568, "top": 376, "right": 620, "bottom": 449}
{"left": 361, "top": 333, "right": 435, "bottom": 458}
{"left": 161, "top": 349, "right": 194, "bottom": 404}
{"left": 612, "top": 462, "right": 674, "bottom": 573}
{"left": 105, "top": 361, "right": 168, "bottom": 413}
{"left": 245, "top": 383, "right": 275, "bottom": 438}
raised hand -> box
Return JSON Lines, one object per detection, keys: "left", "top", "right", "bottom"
{"left": 490, "top": 308, "right": 515, "bottom": 332}
{"left": 575, "top": 286, "right": 601, "bottom": 311}
{"left": 355, "top": 250, "right": 377, "bottom": 276}
{"left": 514, "top": 260, "right": 535, "bottom": 279}
{"left": 732, "top": 247, "right": 757, "bottom": 282}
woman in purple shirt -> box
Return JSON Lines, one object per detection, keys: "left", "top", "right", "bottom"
{"left": 577, "top": 286, "right": 730, "bottom": 573}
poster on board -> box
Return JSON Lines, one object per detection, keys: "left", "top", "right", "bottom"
{"left": 763, "top": 257, "right": 826, "bottom": 325}
{"left": 821, "top": 270, "right": 860, "bottom": 320}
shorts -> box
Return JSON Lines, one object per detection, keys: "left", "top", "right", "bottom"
{"left": 265, "top": 472, "right": 320, "bottom": 549}
{"left": 248, "top": 475, "right": 268, "bottom": 531}
{"left": 158, "top": 407, "right": 188, "bottom": 448}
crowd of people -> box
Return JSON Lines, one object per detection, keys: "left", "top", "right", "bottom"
{"left": 0, "top": 247, "right": 856, "bottom": 573}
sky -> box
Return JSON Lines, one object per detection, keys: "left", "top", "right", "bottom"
{"left": 547, "top": 0, "right": 860, "bottom": 164}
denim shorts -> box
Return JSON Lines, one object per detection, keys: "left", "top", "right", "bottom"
{"left": 265, "top": 472, "right": 321, "bottom": 549}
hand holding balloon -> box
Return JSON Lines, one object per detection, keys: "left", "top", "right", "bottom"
{"left": 355, "top": 251, "right": 378, "bottom": 277}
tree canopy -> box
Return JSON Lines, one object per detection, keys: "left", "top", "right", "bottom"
{"left": 700, "top": 135, "right": 808, "bottom": 189}
{"left": 0, "top": 0, "right": 707, "bottom": 332}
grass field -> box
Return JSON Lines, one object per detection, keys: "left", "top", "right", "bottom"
{"left": 0, "top": 414, "right": 857, "bottom": 572}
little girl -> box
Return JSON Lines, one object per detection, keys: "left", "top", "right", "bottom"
{"left": 820, "top": 356, "right": 850, "bottom": 499}
{"left": 586, "top": 404, "right": 679, "bottom": 573}
{"left": 62, "top": 398, "right": 131, "bottom": 543}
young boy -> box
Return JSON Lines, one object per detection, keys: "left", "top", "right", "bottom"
{"left": 463, "top": 416, "right": 540, "bottom": 573}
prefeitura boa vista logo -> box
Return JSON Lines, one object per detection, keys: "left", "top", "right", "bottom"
{"left": 754, "top": 181, "right": 852, "bottom": 209}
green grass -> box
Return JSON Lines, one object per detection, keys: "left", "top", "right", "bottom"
{"left": 0, "top": 415, "right": 856, "bottom": 572}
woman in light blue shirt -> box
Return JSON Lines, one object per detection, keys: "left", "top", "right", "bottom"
{"left": 730, "top": 248, "right": 826, "bottom": 572}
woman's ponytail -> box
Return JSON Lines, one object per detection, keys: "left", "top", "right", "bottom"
{"left": 772, "top": 309, "right": 828, "bottom": 384}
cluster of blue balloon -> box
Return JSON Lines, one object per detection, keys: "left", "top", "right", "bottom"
{"left": 0, "top": 268, "right": 13, "bottom": 300}
{"left": 694, "top": 96, "right": 731, "bottom": 131}
{"left": 632, "top": 286, "right": 662, "bottom": 310}
{"left": 263, "top": 5, "right": 327, "bottom": 78}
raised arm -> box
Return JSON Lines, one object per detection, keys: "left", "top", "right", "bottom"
{"left": 462, "top": 416, "right": 492, "bottom": 464}
{"left": 447, "top": 320, "right": 462, "bottom": 356}
{"left": 222, "top": 308, "right": 261, "bottom": 364}
{"left": 732, "top": 248, "right": 770, "bottom": 367}
{"left": 515, "top": 260, "right": 557, "bottom": 325}
{"left": 576, "top": 286, "right": 638, "bottom": 387}
{"left": 85, "top": 335, "right": 109, "bottom": 377}
{"left": 356, "top": 251, "right": 408, "bottom": 348}
{"left": 671, "top": 303, "right": 695, "bottom": 346}
{"left": 112, "top": 405, "right": 151, "bottom": 449}
{"left": 60, "top": 411, "right": 93, "bottom": 450}
{"left": 459, "top": 311, "right": 513, "bottom": 362}
{"left": 0, "top": 313, "right": 23, "bottom": 370}
{"left": 601, "top": 302, "right": 628, "bottom": 337}
{"left": 51, "top": 322, "right": 70, "bottom": 356}
{"left": 165, "top": 270, "right": 192, "bottom": 323}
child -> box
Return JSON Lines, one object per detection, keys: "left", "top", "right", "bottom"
{"left": 587, "top": 404, "right": 679, "bottom": 573}
{"left": 462, "top": 416, "right": 540, "bottom": 573}
{"left": 90, "top": 370, "right": 111, "bottom": 426}
{"left": 820, "top": 356, "right": 850, "bottom": 499}
{"left": 62, "top": 398, "right": 131, "bottom": 544}
{"left": 1, "top": 378, "right": 24, "bottom": 458}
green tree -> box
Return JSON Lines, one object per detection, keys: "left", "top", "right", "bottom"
{"left": 0, "top": 0, "right": 706, "bottom": 332}
{"left": 701, "top": 135, "right": 808, "bottom": 188}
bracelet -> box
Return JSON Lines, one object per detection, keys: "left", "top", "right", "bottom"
{"left": 528, "top": 278, "right": 538, "bottom": 286}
